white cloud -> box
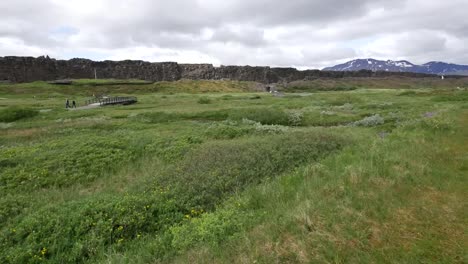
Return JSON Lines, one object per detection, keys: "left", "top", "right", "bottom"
{"left": 0, "top": 0, "right": 467, "bottom": 68}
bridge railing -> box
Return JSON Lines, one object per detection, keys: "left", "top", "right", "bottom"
{"left": 85, "top": 98, "right": 101, "bottom": 105}
{"left": 84, "top": 96, "right": 137, "bottom": 106}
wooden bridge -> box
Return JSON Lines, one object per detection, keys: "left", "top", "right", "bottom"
{"left": 84, "top": 96, "right": 138, "bottom": 106}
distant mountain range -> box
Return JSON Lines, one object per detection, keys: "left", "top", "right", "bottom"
{"left": 323, "top": 59, "right": 468, "bottom": 76}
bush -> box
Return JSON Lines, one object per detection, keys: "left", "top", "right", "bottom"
{"left": 254, "top": 123, "right": 289, "bottom": 134}
{"left": 327, "top": 95, "right": 362, "bottom": 106}
{"left": 287, "top": 110, "right": 303, "bottom": 126}
{"left": 221, "top": 95, "right": 233, "bottom": 100}
{"left": 164, "top": 132, "right": 345, "bottom": 209}
{"left": 422, "top": 119, "right": 452, "bottom": 131}
{"left": 228, "top": 108, "right": 289, "bottom": 126}
{"left": 0, "top": 193, "right": 185, "bottom": 263}
{"left": 352, "top": 114, "right": 385, "bottom": 127}
{"left": 136, "top": 111, "right": 180, "bottom": 123}
{"left": 302, "top": 111, "right": 361, "bottom": 127}
{"left": 285, "top": 84, "right": 357, "bottom": 93}
{"left": 197, "top": 97, "right": 211, "bottom": 104}
{"left": 0, "top": 107, "right": 39, "bottom": 122}
{"left": 0, "top": 135, "right": 142, "bottom": 192}
{"left": 205, "top": 122, "right": 252, "bottom": 139}
{"left": 0, "top": 131, "right": 346, "bottom": 263}
{"left": 144, "top": 136, "right": 203, "bottom": 162}
{"left": 397, "top": 91, "right": 417, "bottom": 96}
{"left": 431, "top": 92, "right": 468, "bottom": 102}
{"left": 136, "top": 110, "right": 229, "bottom": 124}
{"left": 333, "top": 103, "right": 353, "bottom": 111}
{"left": 189, "top": 110, "right": 229, "bottom": 121}
{"left": 170, "top": 205, "right": 248, "bottom": 250}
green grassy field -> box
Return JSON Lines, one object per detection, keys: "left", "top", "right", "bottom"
{"left": 0, "top": 79, "right": 467, "bottom": 263}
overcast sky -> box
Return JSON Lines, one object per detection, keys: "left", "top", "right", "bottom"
{"left": 1, "top": 0, "right": 467, "bottom": 69}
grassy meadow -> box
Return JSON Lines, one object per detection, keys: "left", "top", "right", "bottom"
{"left": 0, "top": 78, "right": 467, "bottom": 263}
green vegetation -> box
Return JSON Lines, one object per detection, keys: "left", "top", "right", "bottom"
{"left": 282, "top": 77, "right": 468, "bottom": 92}
{"left": 0, "top": 107, "right": 38, "bottom": 122}
{"left": 0, "top": 79, "right": 466, "bottom": 263}
{"left": 71, "top": 79, "right": 152, "bottom": 86}
{"left": 197, "top": 97, "right": 212, "bottom": 104}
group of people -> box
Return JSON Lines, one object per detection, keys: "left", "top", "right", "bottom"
{"left": 65, "top": 99, "right": 77, "bottom": 109}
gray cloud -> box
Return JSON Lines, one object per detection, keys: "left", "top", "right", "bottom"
{"left": 0, "top": 0, "right": 467, "bottom": 68}
{"left": 210, "top": 26, "right": 265, "bottom": 47}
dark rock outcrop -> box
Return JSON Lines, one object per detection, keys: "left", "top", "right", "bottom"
{"left": 0, "top": 56, "right": 442, "bottom": 84}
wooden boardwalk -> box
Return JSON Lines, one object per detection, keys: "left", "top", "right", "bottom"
{"left": 70, "top": 96, "right": 137, "bottom": 110}
{"left": 84, "top": 96, "right": 138, "bottom": 106}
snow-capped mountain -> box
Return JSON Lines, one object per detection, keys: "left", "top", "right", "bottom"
{"left": 323, "top": 59, "right": 468, "bottom": 75}
{"left": 421, "top": 61, "right": 468, "bottom": 75}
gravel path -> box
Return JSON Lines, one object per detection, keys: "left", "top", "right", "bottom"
{"left": 69, "top": 103, "right": 101, "bottom": 110}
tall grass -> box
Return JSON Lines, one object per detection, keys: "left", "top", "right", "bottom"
{"left": 167, "top": 110, "right": 467, "bottom": 263}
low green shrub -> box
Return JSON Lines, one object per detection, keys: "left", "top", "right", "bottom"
{"left": 397, "top": 90, "right": 417, "bottom": 96}
{"left": 0, "top": 130, "right": 345, "bottom": 263}
{"left": 135, "top": 112, "right": 181, "bottom": 123}
{"left": 228, "top": 108, "right": 289, "bottom": 125}
{"left": 221, "top": 95, "right": 233, "bottom": 100}
{"left": 362, "top": 102, "right": 397, "bottom": 110}
{"left": 0, "top": 135, "right": 141, "bottom": 192}
{"left": 197, "top": 97, "right": 211, "bottom": 104}
{"left": 164, "top": 132, "right": 345, "bottom": 209}
{"left": 302, "top": 111, "right": 361, "bottom": 126}
{"left": 205, "top": 122, "right": 252, "bottom": 139}
{"left": 0, "top": 193, "right": 185, "bottom": 264}
{"left": 327, "top": 95, "right": 363, "bottom": 106}
{"left": 285, "top": 85, "right": 357, "bottom": 93}
{"left": 136, "top": 110, "right": 229, "bottom": 124}
{"left": 420, "top": 117, "right": 453, "bottom": 131}
{"left": 253, "top": 123, "right": 289, "bottom": 134}
{"left": 351, "top": 114, "right": 385, "bottom": 127}
{"left": 0, "top": 107, "right": 39, "bottom": 122}
{"left": 287, "top": 110, "right": 304, "bottom": 126}
{"left": 189, "top": 110, "right": 229, "bottom": 121}
{"left": 333, "top": 103, "right": 354, "bottom": 111}
{"left": 431, "top": 92, "right": 468, "bottom": 102}
{"left": 144, "top": 136, "right": 204, "bottom": 162}
{"left": 400, "top": 115, "right": 454, "bottom": 132}
{"left": 170, "top": 203, "right": 250, "bottom": 250}
{"left": 0, "top": 194, "right": 31, "bottom": 225}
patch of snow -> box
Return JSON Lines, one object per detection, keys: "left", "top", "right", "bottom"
{"left": 394, "top": 61, "right": 413, "bottom": 68}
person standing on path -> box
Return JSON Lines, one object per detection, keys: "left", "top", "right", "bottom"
{"left": 72, "top": 100, "right": 76, "bottom": 108}
{"left": 65, "top": 99, "right": 70, "bottom": 109}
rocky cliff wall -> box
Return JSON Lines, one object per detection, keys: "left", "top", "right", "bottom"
{"left": 0, "top": 56, "right": 439, "bottom": 83}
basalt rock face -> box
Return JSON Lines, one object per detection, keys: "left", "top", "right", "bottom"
{"left": 0, "top": 56, "right": 59, "bottom": 82}
{"left": 0, "top": 56, "right": 439, "bottom": 83}
{"left": 180, "top": 64, "right": 216, "bottom": 80}
{"left": 0, "top": 56, "right": 181, "bottom": 82}
{"left": 93, "top": 60, "right": 181, "bottom": 81}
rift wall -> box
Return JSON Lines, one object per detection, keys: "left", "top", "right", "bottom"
{"left": 0, "top": 56, "right": 437, "bottom": 83}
